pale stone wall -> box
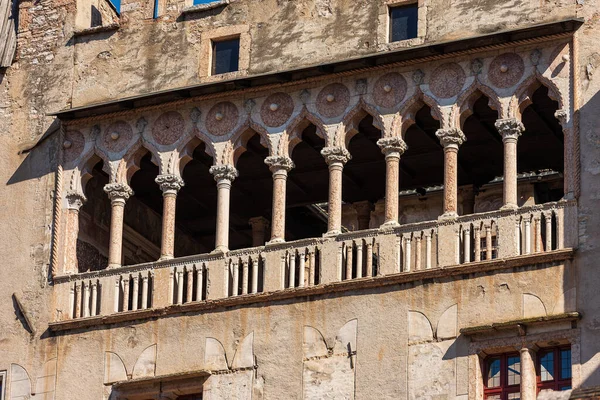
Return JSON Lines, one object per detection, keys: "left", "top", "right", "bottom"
{"left": 0, "top": 0, "right": 599, "bottom": 399}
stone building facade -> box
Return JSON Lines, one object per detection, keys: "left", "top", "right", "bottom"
{"left": 0, "top": 0, "right": 600, "bottom": 399}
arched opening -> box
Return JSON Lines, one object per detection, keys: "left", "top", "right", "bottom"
{"left": 229, "top": 133, "right": 272, "bottom": 250}
{"left": 400, "top": 105, "right": 443, "bottom": 224}
{"left": 176, "top": 142, "right": 217, "bottom": 256}
{"left": 459, "top": 95, "right": 503, "bottom": 214}
{"left": 342, "top": 114, "right": 386, "bottom": 231}
{"left": 287, "top": 123, "right": 329, "bottom": 240}
{"left": 519, "top": 85, "right": 564, "bottom": 204}
{"left": 123, "top": 152, "right": 163, "bottom": 265}
{"left": 77, "top": 159, "right": 110, "bottom": 272}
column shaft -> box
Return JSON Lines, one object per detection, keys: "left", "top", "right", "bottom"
{"left": 156, "top": 175, "right": 184, "bottom": 260}
{"left": 520, "top": 347, "right": 537, "bottom": 400}
{"left": 435, "top": 128, "right": 465, "bottom": 218}
{"left": 328, "top": 162, "right": 344, "bottom": 234}
{"left": 108, "top": 199, "right": 126, "bottom": 268}
{"left": 384, "top": 154, "right": 400, "bottom": 224}
{"left": 210, "top": 165, "right": 237, "bottom": 252}
{"left": 495, "top": 119, "right": 524, "bottom": 209}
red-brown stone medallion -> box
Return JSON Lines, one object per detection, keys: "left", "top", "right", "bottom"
{"left": 373, "top": 72, "right": 407, "bottom": 109}
{"left": 429, "top": 63, "right": 466, "bottom": 99}
{"left": 206, "top": 102, "right": 239, "bottom": 136}
{"left": 63, "top": 129, "right": 85, "bottom": 164}
{"left": 488, "top": 53, "right": 525, "bottom": 89}
{"left": 260, "top": 92, "right": 294, "bottom": 128}
{"left": 102, "top": 121, "right": 133, "bottom": 153}
{"left": 316, "top": 83, "right": 350, "bottom": 119}
{"left": 152, "top": 111, "right": 185, "bottom": 146}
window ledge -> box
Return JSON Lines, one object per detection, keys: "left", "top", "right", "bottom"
{"left": 460, "top": 311, "right": 582, "bottom": 336}
{"left": 48, "top": 248, "right": 574, "bottom": 333}
{"left": 378, "top": 37, "right": 425, "bottom": 51}
{"left": 181, "top": 0, "right": 232, "bottom": 15}
{"left": 73, "top": 23, "right": 120, "bottom": 38}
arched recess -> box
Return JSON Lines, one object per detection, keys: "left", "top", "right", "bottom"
{"left": 518, "top": 85, "right": 564, "bottom": 204}
{"left": 398, "top": 105, "right": 443, "bottom": 223}
{"left": 342, "top": 113, "right": 386, "bottom": 230}
{"left": 77, "top": 157, "right": 111, "bottom": 272}
{"left": 287, "top": 121, "right": 329, "bottom": 240}
{"left": 458, "top": 94, "right": 502, "bottom": 215}
{"left": 229, "top": 130, "right": 272, "bottom": 250}
{"left": 176, "top": 140, "right": 217, "bottom": 256}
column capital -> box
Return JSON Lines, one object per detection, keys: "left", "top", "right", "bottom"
{"left": 249, "top": 216, "right": 270, "bottom": 229}
{"left": 155, "top": 174, "right": 185, "bottom": 194}
{"left": 264, "top": 156, "right": 294, "bottom": 173}
{"left": 321, "top": 146, "right": 351, "bottom": 166}
{"left": 377, "top": 137, "right": 407, "bottom": 157}
{"left": 209, "top": 164, "right": 238, "bottom": 182}
{"left": 66, "top": 191, "right": 87, "bottom": 210}
{"left": 495, "top": 118, "right": 525, "bottom": 141}
{"left": 103, "top": 183, "right": 134, "bottom": 202}
{"left": 435, "top": 128, "right": 466, "bottom": 148}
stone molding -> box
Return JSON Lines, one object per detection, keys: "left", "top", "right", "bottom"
{"left": 495, "top": 118, "right": 525, "bottom": 141}
{"left": 65, "top": 191, "right": 87, "bottom": 210}
{"left": 209, "top": 165, "right": 238, "bottom": 182}
{"left": 155, "top": 174, "right": 185, "bottom": 193}
{"left": 103, "top": 183, "right": 134, "bottom": 201}
{"left": 321, "top": 146, "right": 351, "bottom": 165}
{"left": 435, "top": 128, "right": 466, "bottom": 148}
{"left": 377, "top": 137, "right": 408, "bottom": 156}
{"left": 264, "top": 156, "right": 294, "bottom": 173}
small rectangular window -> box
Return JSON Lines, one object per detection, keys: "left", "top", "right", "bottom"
{"left": 212, "top": 38, "right": 240, "bottom": 75}
{"left": 389, "top": 4, "right": 418, "bottom": 42}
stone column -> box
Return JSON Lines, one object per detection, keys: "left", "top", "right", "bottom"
{"left": 209, "top": 165, "right": 238, "bottom": 252}
{"left": 520, "top": 346, "right": 537, "bottom": 400}
{"left": 321, "top": 147, "right": 351, "bottom": 235}
{"left": 64, "top": 192, "right": 86, "bottom": 274}
{"left": 249, "top": 216, "right": 269, "bottom": 247}
{"left": 103, "top": 183, "right": 134, "bottom": 269}
{"left": 155, "top": 175, "right": 184, "bottom": 260}
{"left": 377, "top": 137, "right": 408, "bottom": 226}
{"left": 435, "top": 128, "right": 466, "bottom": 218}
{"left": 495, "top": 119, "right": 525, "bottom": 209}
{"left": 264, "top": 156, "right": 294, "bottom": 243}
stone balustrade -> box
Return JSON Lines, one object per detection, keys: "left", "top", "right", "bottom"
{"left": 54, "top": 200, "right": 576, "bottom": 323}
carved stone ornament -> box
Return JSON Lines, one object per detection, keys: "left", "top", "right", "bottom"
{"left": 373, "top": 72, "right": 407, "bottom": 109}
{"left": 471, "top": 58, "right": 484, "bottom": 75}
{"left": 63, "top": 129, "right": 85, "bottom": 164}
{"left": 206, "top": 102, "right": 239, "bottom": 136}
{"left": 103, "top": 121, "right": 134, "bottom": 153}
{"left": 530, "top": 49, "right": 542, "bottom": 66}
{"left": 321, "top": 146, "right": 352, "bottom": 165}
{"left": 554, "top": 109, "right": 568, "bottom": 126}
{"left": 209, "top": 165, "right": 239, "bottom": 182}
{"left": 66, "top": 191, "right": 87, "bottom": 210}
{"left": 494, "top": 118, "right": 525, "bottom": 140}
{"left": 155, "top": 174, "right": 185, "bottom": 193}
{"left": 412, "top": 69, "right": 425, "bottom": 85}
{"left": 264, "top": 156, "right": 294, "bottom": 172}
{"left": 261, "top": 92, "right": 294, "bottom": 128}
{"left": 316, "top": 83, "right": 350, "bottom": 119}
{"left": 435, "top": 128, "right": 467, "bottom": 148}
{"left": 377, "top": 137, "right": 408, "bottom": 156}
{"left": 488, "top": 53, "right": 525, "bottom": 89}
{"left": 103, "top": 183, "right": 134, "bottom": 201}
{"left": 429, "top": 63, "right": 466, "bottom": 99}
{"left": 152, "top": 111, "right": 185, "bottom": 146}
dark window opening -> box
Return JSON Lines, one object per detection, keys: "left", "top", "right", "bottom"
{"left": 212, "top": 38, "right": 240, "bottom": 75}
{"left": 389, "top": 4, "right": 418, "bottom": 42}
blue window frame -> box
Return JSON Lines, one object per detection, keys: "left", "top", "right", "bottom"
{"left": 108, "top": 0, "right": 121, "bottom": 13}
{"left": 193, "top": 0, "right": 217, "bottom": 5}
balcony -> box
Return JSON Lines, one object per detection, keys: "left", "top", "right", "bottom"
{"left": 50, "top": 199, "right": 576, "bottom": 331}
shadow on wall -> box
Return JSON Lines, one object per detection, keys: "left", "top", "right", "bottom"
{"left": 6, "top": 120, "right": 59, "bottom": 185}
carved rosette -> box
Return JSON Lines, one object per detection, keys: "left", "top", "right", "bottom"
{"left": 209, "top": 165, "right": 238, "bottom": 182}
{"left": 373, "top": 73, "right": 407, "bottom": 109}
{"left": 316, "top": 83, "right": 350, "bottom": 119}
{"left": 66, "top": 191, "right": 87, "bottom": 210}
{"left": 152, "top": 111, "right": 185, "bottom": 146}
{"left": 155, "top": 174, "right": 185, "bottom": 194}
{"left": 264, "top": 156, "right": 294, "bottom": 173}
{"left": 63, "top": 130, "right": 85, "bottom": 164}
{"left": 429, "top": 63, "right": 466, "bottom": 99}
{"left": 206, "top": 102, "right": 239, "bottom": 137}
{"left": 435, "top": 128, "right": 467, "bottom": 148}
{"left": 321, "top": 146, "right": 352, "bottom": 166}
{"left": 260, "top": 92, "right": 294, "bottom": 128}
{"left": 103, "top": 183, "right": 134, "bottom": 202}
{"left": 494, "top": 119, "right": 525, "bottom": 141}
{"left": 377, "top": 137, "right": 408, "bottom": 157}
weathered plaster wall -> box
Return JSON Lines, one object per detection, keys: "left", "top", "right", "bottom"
{"left": 0, "top": 0, "right": 599, "bottom": 398}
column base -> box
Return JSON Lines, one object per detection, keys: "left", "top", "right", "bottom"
{"left": 107, "top": 263, "right": 122, "bottom": 269}
{"left": 439, "top": 211, "right": 458, "bottom": 220}
{"left": 211, "top": 247, "right": 228, "bottom": 254}
{"left": 324, "top": 230, "right": 341, "bottom": 237}
{"left": 380, "top": 220, "right": 400, "bottom": 229}
{"left": 159, "top": 255, "right": 174, "bottom": 261}
{"left": 500, "top": 203, "right": 518, "bottom": 211}
{"left": 266, "top": 238, "right": 285, "bottom": 245}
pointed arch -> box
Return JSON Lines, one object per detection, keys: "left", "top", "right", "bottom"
{"left": 455, "top": 81, "right": 503, "bottom": 128}
{"left": 230, "top": 120, "right": 271, "bottom": 165}
{"left": 341, "top": 101, "right": 385, "bottom": 148}
{"left": 394, "top": 91, "right": 443, "bottom": 138}
{"left": 123, "top": 145, "right": 160, "bottom": 184}
{"left": 179, "top": 136, "right": 214, "bottom": 176}
{"left": 511, "top": 73, "right": 564, "bottom": 119}
{"left": 287, "top": 108, "right": 327, "bottom": 155}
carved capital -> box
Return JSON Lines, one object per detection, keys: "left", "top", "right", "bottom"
{"left": 321, "top": 146, "right": 351, "bottom": 165}
{"left": 209, "top": 165, "right": 238, "bottom": 182}
{"left": 377, "top": 137, "right": 408, "bottom": 157}
{"left": 264, "top": 156, "right": 294, "bottom": 173}
{"left": 554, "top": 109, "right": 568, "bottom": 126}
{"left": 66, "top": 191, "right": 87, "bottom": 210}
{"left": 103, "top": 183, "right": 134, "bottom": 202}
{"left": 155, "top": 174, "right": 185, "bottom": 193}
{"left": 495, "top": 118, "right": 525, "bottom": 141}
{"left": 435, "top": 128, "right": 466, "bottom": 148}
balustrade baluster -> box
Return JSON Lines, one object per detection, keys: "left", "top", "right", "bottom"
{"left": 356, "top": 241, "right": 363, "bottom": 278}
{"left": 464, "top": 227, "right": 471, "bottom": 263}
{"left": 346, "top": 243, "right": 353, "bottom": 280}
{"left": 142, "top": 274, "right": 149, "bottom": 309}
{"left": 404, "top": 236, "right": 412, "bottom": 272}
{"left": 366, "top": 242, "right": 373, "bottom": 277}
{"left": 485, "top": 225, "right": 493, "bottom": 260}
{"left": 83, "top": 281, "right": 90, "bottom": 318}
{"left": 289, "top": 252, "right": 296, "bottom": 288}
{"left": 474, "top": 225, "right": 481, "bottom": 262}
{"left": 425, "top": 233, "right": 432, "bottom": 269}
{"left": 186, "top": 267, "right": 193, "bottom": 303}
{"left": 132, "top": 275, "right": 139, "bottom": 310}
{"left": 177, "top": 270, "right": 184, "bottom": 303}
{"left": 415, "top": 235, "right": 422, "bottom": 271}
{"left": 122, "top": 276, "right": 130, "bottom": 311}
{"left": 91, "top": 281, "right": 98, "bottom": 316}
{"left": 69, "top": 284, "right": 75, "bottom": 319}
{"left": 195, "top": 265, "right": 203, "bottom": 301}
{"left": 251, "top": 257, "right": 259, "bottom": 294}
{"left": 309, "top": 250, "right": 316, "bottom": 286}
{"left": 242, "top": 259, "right": 249, "bottom": 295}
{"left": 114, "top": 277, "right": 120, "bottom": 313}
{"left": 545, "top": 212, "right": 553, "bottom": 251}
{"left": 233, "top": 261, "right": 240, "bottom": 295}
